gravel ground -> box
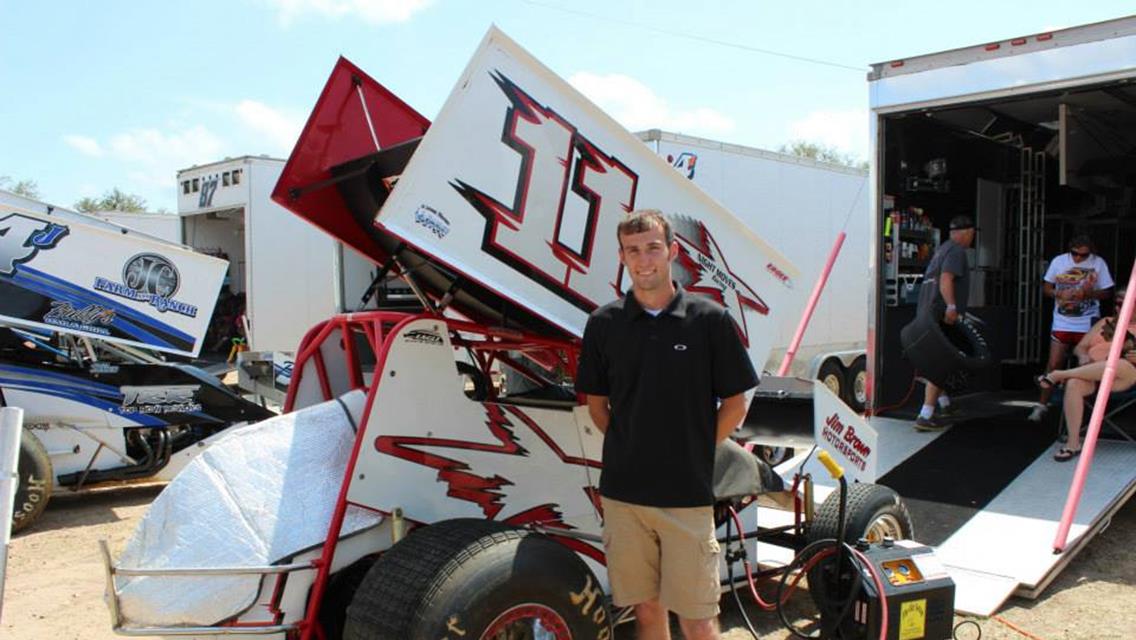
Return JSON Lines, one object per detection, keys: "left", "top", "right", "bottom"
{"left": 3, "top": 487, "right": 1134, "bottom": 639}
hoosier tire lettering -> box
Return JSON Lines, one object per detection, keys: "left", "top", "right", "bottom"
{"left": 11, "top": 430, "right": 53, "bottom": 534}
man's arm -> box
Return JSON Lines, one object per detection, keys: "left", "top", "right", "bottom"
{"left": 586, "top": 395, "right": 610, "bottom": 434}
{"left": 1043, "top": 282, "right": 1056, "bottom": 298}
{"left": 939, "top": 272, "right": 958, "bottom": 323}
{"left": 1091, "top": 286, "right": 1114, "bottom": 301}
{"left": 715, "top": 393, "right": 748, "bottom": 443}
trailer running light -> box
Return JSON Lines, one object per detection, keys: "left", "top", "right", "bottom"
{"left": 1011, "top": 38, "right": 1027, "bottom": 46}
{"left": 1037, "top": 33, "right": 1053, "bottom": 41}
{"left": 890, "top": 60, "right": 904, "bottom": 68}
{"left": 985, "top": 43, "right": 1001, "bottom": 51}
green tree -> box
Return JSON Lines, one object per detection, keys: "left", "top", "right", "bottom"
{"left": 778, "top": 140, "right": 868, "bottom": 171}
{"left": 0, "top": 176, "right": 41, "bottom": 199}
{"left": 74, "top": 188, "right": 148, "bottom": 213}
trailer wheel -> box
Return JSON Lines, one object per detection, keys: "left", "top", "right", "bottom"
{"left": 344, "top": 518, "right": 611, "bottom": 640}
{"left": 846, "top": 357, "right": 867, "bottom": 413}
{"left": 817, "top": 359, "right": 845, "bottom": 401}
{"left": 808, "top": 482, "right": 913, "bottom": 545}
{"left": 11, "top": 430, "right": 53, "bottom": 534}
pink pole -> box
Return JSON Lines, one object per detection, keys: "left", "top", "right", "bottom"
{"left": 1053, "top": 264, "right": 1136, "bottom": 552}
{"left": 778, "top": 232, "right": 846, "bottom": 377}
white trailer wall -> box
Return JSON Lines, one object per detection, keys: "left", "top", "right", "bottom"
{"left": 645, "top": 132, "right": 869, "bottom": 374}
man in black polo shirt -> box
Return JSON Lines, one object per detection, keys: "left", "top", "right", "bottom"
{"left": 576, "top": 209, "right": 757, "bottom": 640}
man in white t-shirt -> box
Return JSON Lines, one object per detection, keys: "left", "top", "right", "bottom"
{"left": 1029, "top": 235, "right": 1114, "bottom": 421}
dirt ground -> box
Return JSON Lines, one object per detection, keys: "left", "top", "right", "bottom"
{"left": 3, "top": 487, "right": 1134, "bottom": 640}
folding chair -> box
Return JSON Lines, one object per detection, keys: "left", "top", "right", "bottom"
{"left": 1055, "top": 386, "right": 1136, "bottom": 444}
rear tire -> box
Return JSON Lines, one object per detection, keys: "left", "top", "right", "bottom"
{"left": 817, "top": 359, "right": 845, "bottom": 402}
{"left": 344, "top": 518, "right": 611, "bottom": 640}
{"left": 11, "top": 429, "right": 53, "bottom": 534}
{"left": 846, "top": 357, "right": 867, "bottom": 414}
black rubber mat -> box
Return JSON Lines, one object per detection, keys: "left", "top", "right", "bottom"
{"left": 877, "top": 416, "right": 1056, "bottom": 547}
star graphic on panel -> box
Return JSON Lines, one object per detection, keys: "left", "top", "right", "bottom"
{"left": 675, "top": 224, "right": 769, "bottom": 347}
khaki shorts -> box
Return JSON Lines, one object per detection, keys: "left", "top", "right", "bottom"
{"left": 600, "top": 496, "right": 721, "bottom": 620}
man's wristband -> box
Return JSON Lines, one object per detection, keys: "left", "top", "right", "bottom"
{"left": 946, "top": 304, "right": 957, "bottom": 311}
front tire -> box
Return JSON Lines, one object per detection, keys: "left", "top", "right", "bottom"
{"left": 808, "top": 482, "right": 913, "bottom": 545}
{"left": 344, "top": 518, "right": 611, "bottom": 640}
{"left": 11, "top": 429, "right": 53, "bottom": 534}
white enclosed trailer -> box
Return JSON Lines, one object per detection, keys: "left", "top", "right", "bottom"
{"left": 176, "top": 157, "right": 381, "bottom": 354}
{"left": 640, "top": 130, "right": 869, "bottom": 405}
{"left": 827, "top": 15, "right": 1136, "bottom": 616}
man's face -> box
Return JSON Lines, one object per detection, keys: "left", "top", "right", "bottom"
{"left": 1071, "top": 245, "right": 1092, "bottom": 264}
{"left": 618, "top": 225, "right": 677, "bottom": 294}
{"left": 956, "top": 228, "right": 976, "bottom": 248}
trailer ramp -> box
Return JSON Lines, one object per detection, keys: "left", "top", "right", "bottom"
{"left": 803, "top": 413, "right": 1136, "bottom": 615}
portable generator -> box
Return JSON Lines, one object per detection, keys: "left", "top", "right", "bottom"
{"left": 815, "top": 537, "right": 955, "bottom": 640}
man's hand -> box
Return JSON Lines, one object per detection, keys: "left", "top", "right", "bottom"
{"left": 585, "top": 395, "right": 610, "bottom": 434}
{"left": 1125, "top": 352, "right": 1136, "bottom": 365}
{"left": 715, "top": 393, "right": 749, "bottom": 443}
{"left": 944, "top": 307, "right": 959, "bottom": 325}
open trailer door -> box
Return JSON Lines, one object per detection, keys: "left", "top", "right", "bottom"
{"left": 0, "top": 192, "right": 227, "bottom": 357}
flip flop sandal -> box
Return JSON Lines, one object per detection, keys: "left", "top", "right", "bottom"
{"left": 1035, "top": 374, "right": 1057, "bottom": 390}
{"left": 1054, "top": 447, "right": 1082, "bottom": 462}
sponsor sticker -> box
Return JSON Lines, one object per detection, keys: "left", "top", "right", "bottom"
{"left": 403, "top": 329, "right": 444, "bottom": 345}
{"left": 119, "top": 384, "right": 203, "bottom": 415}
{"left": 42, "top": 301, "right": 116, "bottom": 336}
{"left": 93, "top": 253, "right": 199, "bottom": 317}
{"left": 413, "top": 205, "right": 450, "bottom": 239}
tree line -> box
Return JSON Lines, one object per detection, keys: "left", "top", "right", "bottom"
{"left": 2, "top": 176, "right": 151, "bottom": 213}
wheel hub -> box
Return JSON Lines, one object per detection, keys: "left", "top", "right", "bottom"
{"left": 482, "top": 603, "right": 571, "bottom": 640}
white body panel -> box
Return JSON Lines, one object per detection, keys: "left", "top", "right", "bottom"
{"left": 1, "top": 191, "right": 226, "bottom": 356}
{"left": 642, "top": 131, "right": 869, "bottom": 376}
{"left": 376, "top": 28, "right": 798, "bottom": 372}
{"left": 178, "top": 158, "right": 379, "bottom": 353}
{"left": 91, "top": 212, "right": 183, "bottom": 246}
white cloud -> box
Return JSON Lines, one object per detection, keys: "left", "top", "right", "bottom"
{"left": 235, "top": 100, "right": 303, "bottom": 154}
{"left": 108, "top": 126, "right": 225, "bottom": 168}
{"left": 787, "top": 109, "right": 869, "bottom": 161}
{"left": 266, "top": 0, "right": 433, "bottom": 26}
{"left": 569, "top": 72, "right": 735, "bottom": 136}
{"left": 63, "top": 134, "right": 104, "bottom": 157}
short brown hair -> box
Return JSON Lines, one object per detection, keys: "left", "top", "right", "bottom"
{"left": 617, "top": 209, "right": 673, "bottom": 248}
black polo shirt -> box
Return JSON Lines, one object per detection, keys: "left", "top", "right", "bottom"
{"left": 576, "top": 286, "right": 758, "bottom": 507}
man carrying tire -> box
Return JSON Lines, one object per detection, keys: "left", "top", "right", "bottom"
{"left": 576, "top": 209, "right": 758, "bottom": 640}
{"left": 914, "top": 215, "right": 976, "bottom": 431}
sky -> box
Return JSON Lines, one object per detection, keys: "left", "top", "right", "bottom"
{"left": 1, "top": 1, "right": 1132, "bottom": 213}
